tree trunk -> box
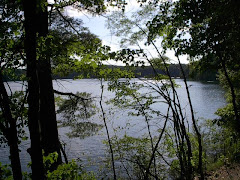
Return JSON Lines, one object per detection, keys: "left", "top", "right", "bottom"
{"left": 0, "top": 73, "right": 22, "bottom": 180}
{"left": 36, "top": 1, "right": 62, "bottom": 169}
{"left": 38, "top": 59, "right": 62, "bottom": 167}
{"left": 178, "top": 59, "right": 204, "bottom": 179}
{"left": 22, "top": 0, "right": 45, "bottom": 179}
{"left": 221, "top": 58, "right": 240, "bottom": 131}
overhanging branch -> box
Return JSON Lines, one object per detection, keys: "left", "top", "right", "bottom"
{"left": 53, "top": 89, "right": 92, "bottom": 101}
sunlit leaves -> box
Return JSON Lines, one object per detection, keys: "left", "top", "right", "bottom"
{"left": 108, "top": 134, "right": 168, "bottom": 179}
{"left": 46, "top": 158, "right": 96, "bottom": 180}
{"left": 107, "top": 7, "right": 155, "bottom": 48}
{"left": 48, "top": 13, "right": 112, "bottom": 79}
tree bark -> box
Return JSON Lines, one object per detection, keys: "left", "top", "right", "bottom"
{"left": 0, "top": 73, "right": 22, "bottom": 180}
{"left": 38, "top": 59, "right": 62, "bottom": 166}
{"left": 22, "top": 0, "right": 45, "bottom": 179}
{"left": 36, "top": 0, "right": 62, "bottom": 168}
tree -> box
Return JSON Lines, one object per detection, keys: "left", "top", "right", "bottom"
{"left": 0, "top": 1, "right": 25, "bottom": 179}
{"left": 105, "top": 3, "right": 206, "bottom": 178}
{"left": 1, "top": 0, "right": 116, "bottom": 178}
{"left": 141, "top": 0, "right": 240, "bottom": 177}
{"left": 22, "top": 0, "right": 46, "bottom": 178}
{"left": 0, "top": 75, "right": 23, "bottom": 180}
{"left": 147, "top": 0, "right": 240, "bottom": 133}
{"left": 20, "top": 0, "right": 118, "bottom": 178}
{"left": 36, "top": 0, "right": 62, "bottom": 169}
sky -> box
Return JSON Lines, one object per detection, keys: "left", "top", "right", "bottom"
{"left": 64, "top": 1, "right": 189, "bottom": 65}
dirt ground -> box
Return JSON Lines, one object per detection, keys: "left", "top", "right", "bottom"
{"left": 206, "top": 164, "right": 240, "bottom": 180}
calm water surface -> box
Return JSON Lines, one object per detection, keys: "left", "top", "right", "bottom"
{"left": 1, "top": 79, "right": 226, "bottom": 174}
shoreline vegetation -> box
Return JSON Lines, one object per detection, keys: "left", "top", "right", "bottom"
{"left": 3, "top": 64, "right": 218, "bottom": 82}
{"left": 1, "top": 0, "right": 239, "bottom": 179}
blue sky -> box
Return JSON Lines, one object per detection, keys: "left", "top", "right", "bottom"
{"left": 64, "top": 2, "right": 189, "bottom": 65}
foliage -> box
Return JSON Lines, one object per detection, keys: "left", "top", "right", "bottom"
{"left": 66, "top": 122, "right": 103, "bottom": 139}
{"left": 105, "top": 72, "right": 198, "bottom": 178}
{"left": 202, "top": 119, "right": 240, "bottom": 171}
{"left": 1, "top": 0, "right": 124, "bottom": 179}
{"left": 48, "top": 13, "right": 105, "bottom": 78}
{"left": 1, "top": 0, "right": 239, "bottom": 179}
{"left": 57, "top": 92, "right": 96, "bottom": 121}
{"left": 47, "top": 159, "right": 96, "bottom": 180}
{"left": 21, "top": 152, "right": 97, "bottom": 180}
{"left": 56, "top": 92, "right": 104, "bottom": 138}
{"left": 188, "top": 60, "right": 218, "bottom": 81}
{"left": 105, "top": 2, "right": 207, "bottom": 178}
{"left": 145, "top": 0, "right": 240, "bottom": 133}
{"left": 10, "top": 91, "right": 28, "bottom": 142}
{"left": 0, "top": 90, "right": 28, "bottom": 146}
{"left": 0, "top": 162, "right": 12, "bottom": 180}
{"left": 214, "top": 69, "right": 240, "bottom": 133}
{"left": 106, "top": 134, "right": 167, "bottom": 179}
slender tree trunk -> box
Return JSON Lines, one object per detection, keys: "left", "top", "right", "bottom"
{"left": 100, "top": 81, "right": 117, "bottom": 180}
{"left": 221, "top": 58, "right": 240, "bottom": 131}
{"left": 177, "top": 58, "right": 204, "bottom": 179}
{"left": 22, "top": 0, "right": 45, "bottom": 179}
{"left": 36, "top": 1, "right": 62, "bottom": 168}
{"left": 0, "top": 73, "right": 22, "bottom": 180}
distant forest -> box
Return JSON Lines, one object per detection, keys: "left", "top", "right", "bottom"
{"left": 3, "top": 64, "right": 217, "bottom": 82}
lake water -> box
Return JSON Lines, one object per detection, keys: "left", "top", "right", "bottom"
{"left": 1, "top": 79, "right": 226, "bottom": 176}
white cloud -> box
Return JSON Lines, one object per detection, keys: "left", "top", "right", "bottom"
{"left": 64, "top": 6, "right": 85, "bottom": 17}
{"left": 165, "top": 50, "right": 188, "bottom": 64}
{"left": 62, "top": 0, "right": 189, "bottom": 65}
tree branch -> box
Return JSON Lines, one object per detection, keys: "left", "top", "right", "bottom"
{"left": 53, "top": 89, "right": 92, "bottom": 101}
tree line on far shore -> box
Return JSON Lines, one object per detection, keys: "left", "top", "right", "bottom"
{"left": 3, "top": 62, "right": 217, "bottom": 82}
